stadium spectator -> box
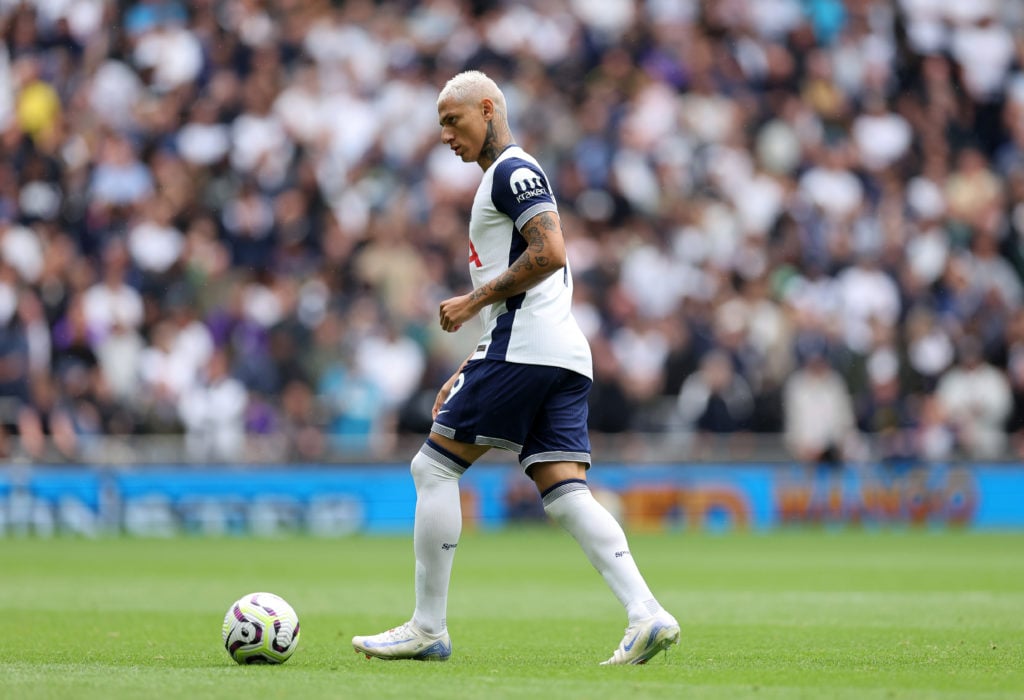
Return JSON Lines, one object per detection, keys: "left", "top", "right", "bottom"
{"left": 354, "top": 321, "right": 425, "bottom": 416}
{"left": 783, "top": 341, "right": 859, "bottom": 464}
{"left": 178, "top": 347, "right": 248, "bottom": 461}
{"left": 94, "top": 318, "right": 143, "bottom": 404}
{"left": 81, "top": 239, "right": 144, "bottom": 343}
{"left": 936, "top": 337, "right": 1013, "bottom": 458}
{"left": 911, "top": 392, "right": 956, "bottom": 462}
{"left": 851, "top": 94, "right": 912, "bottom": 172}
{"left": 318, "top": 355, "right": 386, "bottom": 455}
{"left": 88, "top": 133, "right": 154, "bottom": 209}
{"left": 677, "top": 349, "right": 754, "bottom": 435}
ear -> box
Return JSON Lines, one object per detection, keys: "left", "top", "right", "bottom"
{"left": 480, "top": 97, "right": 495, "bottom": 121}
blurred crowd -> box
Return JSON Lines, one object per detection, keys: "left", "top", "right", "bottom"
{"left": 2, "top": 0, "right": 1024, "bottom": 464}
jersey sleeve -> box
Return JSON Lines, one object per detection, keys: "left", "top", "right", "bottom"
{"left": 490, "top": 157, "right": 558, "bottom": 231}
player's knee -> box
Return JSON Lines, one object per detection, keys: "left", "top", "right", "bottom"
{"left": 529, "top": 460, "right": 588, "bottom": 494}
{"left": 410, "top": 447, "right": 463, "bottom": 489}
{"left": 541, "top": 478, "right": 591, "bottom": 516}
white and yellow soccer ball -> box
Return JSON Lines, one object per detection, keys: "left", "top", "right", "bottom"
{"left": 222, "top": 592, "right": 301, "bottom": 664}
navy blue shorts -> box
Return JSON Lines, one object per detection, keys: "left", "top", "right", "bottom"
{"left": 430, "top": 359, "right": 592, "bottom": 471}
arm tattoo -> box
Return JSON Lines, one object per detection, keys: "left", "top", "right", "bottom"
{"left": 476, "top": 212, "right": 561, "bottom": 301}
{"left": 523, "top": 213, "right": 559, "bottom": 268}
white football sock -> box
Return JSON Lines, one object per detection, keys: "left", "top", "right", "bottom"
{"left": 543, "top": 479, "right": 663, "bottom": 624}
{"left": 409, "top": 441, "right": 468, "bottom": 635}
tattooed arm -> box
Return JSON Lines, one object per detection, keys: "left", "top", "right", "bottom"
{"left": 438, "top": 211, "right": 566, "bottom": 332}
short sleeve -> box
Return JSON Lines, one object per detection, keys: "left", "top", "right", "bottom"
{"left": 490, "top": 157, "right": 558, "bottom": 230}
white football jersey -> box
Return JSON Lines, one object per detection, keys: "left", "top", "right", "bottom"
{"left": 466, "top": 145, "right": 593, "bottom": 379}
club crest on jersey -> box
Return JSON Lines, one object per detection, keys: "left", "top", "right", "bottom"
{"left": 509, "top": 167, "right": 547, "bottom": 203}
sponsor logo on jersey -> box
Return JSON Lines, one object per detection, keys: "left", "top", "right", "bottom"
{"left": 509, "top": 167, "right": 547, "bottom": 203}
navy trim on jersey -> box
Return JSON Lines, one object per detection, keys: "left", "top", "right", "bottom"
{"left": 486, "top": 291, "right": 524, "bottom": 360}
{"left": 506, "top": 224, "right": 528, "bottom": 274}
{"left": 486, "top": 220, "right": 528, "bottom": 360}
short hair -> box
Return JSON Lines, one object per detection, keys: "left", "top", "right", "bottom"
{"left": 437, "top": 70, "right": 507, "bottom": 115}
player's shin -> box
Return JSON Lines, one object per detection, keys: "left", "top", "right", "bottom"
{"left": 409, "top": 441, "right": 468, "bottom": 635}
{"left": 542, "top": 479, "right": 663, "bottom": 623}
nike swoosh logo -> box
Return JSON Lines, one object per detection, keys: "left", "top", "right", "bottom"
{"left": 436, "top": 410, "right": 449, "bottom": 416}
{"left": 622, "top": 631, "right": 642, "bottom": 652}
{"left": 364, "top": 637, "right": 417, "bottom": 648}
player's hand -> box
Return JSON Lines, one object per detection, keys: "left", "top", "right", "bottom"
{"left": 439, "top": 293, "right": 478, "bottom": 332}
{"left": 432, "top": 372, "right": 459, "bottom": 419}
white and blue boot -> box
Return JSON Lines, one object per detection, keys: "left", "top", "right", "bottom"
{"left": 353, "top": 621, "right": 452, "bottom": 661}
{"left": 601, "top": 612, "right": 680, "bottom": 665}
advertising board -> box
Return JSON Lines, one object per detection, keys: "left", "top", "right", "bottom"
{"left": 0, "top": 463, "right": 1020, "bottom": 536}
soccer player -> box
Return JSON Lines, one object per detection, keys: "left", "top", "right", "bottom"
{"left": 352, "top": 71, "right": 679, "bottom": 665}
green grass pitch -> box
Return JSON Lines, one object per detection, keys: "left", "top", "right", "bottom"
{"left": 1, "top": 529, "right": 1022, "bottom": 699}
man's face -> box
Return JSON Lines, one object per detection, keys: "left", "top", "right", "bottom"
{"left": 438, "top": 96, "right": 490, "bottom": 163}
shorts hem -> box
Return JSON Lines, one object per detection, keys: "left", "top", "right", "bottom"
{"left": 520, "top": 451, "right": 592, "bottom": 470}
{"left": 430, "top": 424, "right": 524, "bottom": 453}
{"left": 476, "top": 435, "right": 523, "bottom": 451}
{"left": 430, "top": 422, "right": 456, "bottom": 439}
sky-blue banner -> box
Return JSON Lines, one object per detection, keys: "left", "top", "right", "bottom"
{"left": 0, "top": 463, "right": 1021, "bottom": 536}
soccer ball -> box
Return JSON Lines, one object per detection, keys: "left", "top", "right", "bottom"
{"left": 222, "top": 592, "right": 301, "bottom": 664}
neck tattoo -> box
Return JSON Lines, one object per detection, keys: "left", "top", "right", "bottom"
{"left": 479, "top": 121, "right": 506, "bottom": 169}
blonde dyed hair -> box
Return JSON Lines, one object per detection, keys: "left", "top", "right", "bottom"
{"left": 437, "top": 70, "right": 507, "bottom": 116}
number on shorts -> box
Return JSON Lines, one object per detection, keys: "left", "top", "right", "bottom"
{"left": 444, "top": 373, "right": 465, "bottom": 403}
